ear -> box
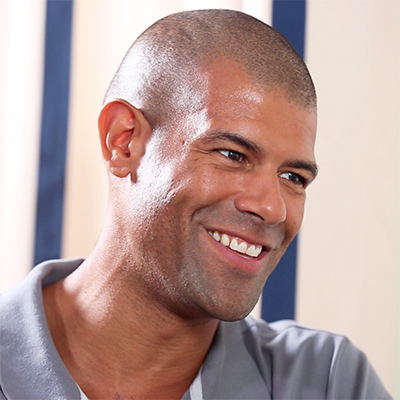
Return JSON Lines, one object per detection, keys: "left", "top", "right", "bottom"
{"left": 98, "top": 100, "right": 152, "bottom": 182}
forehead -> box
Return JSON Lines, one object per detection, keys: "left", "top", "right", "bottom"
{"left": 178, "top": 60, "right": 317, "bottom": 156}
{"left": 201, "top": 60, "right": 266, "bottom": 114}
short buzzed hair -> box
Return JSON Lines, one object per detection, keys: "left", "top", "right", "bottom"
{"left": 105, "top": 9, "right": 316, "bottom": 129}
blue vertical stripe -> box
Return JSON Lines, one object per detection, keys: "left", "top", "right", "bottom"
{"left": 34, "top": 0, "right": 74, "bottom": 266}
{"left": 272, "top": 0, "right": 306, "bottom": 59}
{"left": 262, "top": 0, "right": 306, "bottom": 322}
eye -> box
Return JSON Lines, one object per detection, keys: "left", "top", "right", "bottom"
{"left": 280, "top": 171, "right": 308, "bottom": 187}
{"left": 218, "top": 149, "right": 245, "bottom": 163}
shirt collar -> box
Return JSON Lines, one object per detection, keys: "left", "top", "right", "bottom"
{"left": 0, "top": 259, "right": 84, "bottom": 400}
{"left": 199, "top": 319, "right": 271, "bottom": 399}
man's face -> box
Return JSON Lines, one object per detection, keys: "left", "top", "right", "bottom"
{"left": 130, "top": 61, "right": 317, "bottom": 321}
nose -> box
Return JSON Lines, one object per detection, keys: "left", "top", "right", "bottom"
{"left": 234, "top": 172, "right": 287, "bottom": 226}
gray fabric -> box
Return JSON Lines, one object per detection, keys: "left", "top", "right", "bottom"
{"left": 0, "top": 260, "right": 84, "bottom": 400}
{"left": 0, "top": 259, "right": 392, "bottom": 400}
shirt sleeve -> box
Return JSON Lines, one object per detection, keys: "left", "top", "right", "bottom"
{"left": 326, "top": 338, "right": 392, "bottom": 400}
{"left": 251, "top": 319, "right": 393, "bottom": 400}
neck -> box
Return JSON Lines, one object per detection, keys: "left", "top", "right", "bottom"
{"left": 43, "top": 251, "right": 219, "bottom": 400}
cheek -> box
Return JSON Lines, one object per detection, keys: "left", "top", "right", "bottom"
{"left": 133, "top": 141, "right": 189, "bottom": 222}
{"left": 170, "top": 167, "right": 229, "bottom": 210}
{"left": 284, "top": 194, "right": 306, "bottom": 237}
{"left": 185, "top": 164, "right": 244, "bottom": 204}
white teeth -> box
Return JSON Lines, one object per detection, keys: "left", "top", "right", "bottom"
{"left": 212, "top": 231, "right": 221, "bottom": 241}
{"left": 246, "top": 245, "right": 256, "bottom": 257}
{"left": 220, "top": 234, "right": 230, "bottom": 246}
{"left": 209, "top": 230, "right": 262, "bottom": 258}
{"left": 246, "top": 244, "right": 262, "bottom": 257}
{"left": 229, "top": 238, "right": 239, "bottom": 251}
{"left": 237, "top": 241, "right": 248, "bottom": 254}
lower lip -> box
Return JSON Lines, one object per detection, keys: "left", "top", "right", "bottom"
{"left": 206, "top": 230, "right": 269, "bottom": 275}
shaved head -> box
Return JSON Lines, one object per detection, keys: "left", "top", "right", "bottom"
{"left": 105, "top": 9, "right": 316, "bottom": 129}
{"left": 97, "top": 8, "right": 318, "bottom": 324}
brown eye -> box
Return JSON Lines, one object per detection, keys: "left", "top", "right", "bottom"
{"left": 280, "top": 172, "right": 307, "bottom": 187}
{"left": 218, "top": 149, "right": 244, "bottom": 163}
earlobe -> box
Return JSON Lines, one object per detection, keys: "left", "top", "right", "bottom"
{"left": 98, "top": 100, "right": 152, "bottom": 181}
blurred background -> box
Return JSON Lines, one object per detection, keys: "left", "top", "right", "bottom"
{"left": 0, "top": 0, "right": 399, "bottom": 396}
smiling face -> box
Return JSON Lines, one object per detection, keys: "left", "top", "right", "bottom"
{"left": 126, "top": 60, "right": 317, "bottom": 321}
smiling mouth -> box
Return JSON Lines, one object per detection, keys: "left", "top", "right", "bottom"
{"left": 208, "top": 230, "right": 263, "bottom": 258}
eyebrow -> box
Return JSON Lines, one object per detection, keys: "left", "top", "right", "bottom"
{"left": 202, "top": 129, "right": 264, "bottom": 154}
{"left": 286, "top": 159, "right": 319, "bottom": 180}
{"left": 202, "top": 129, "right": 319, "bottom": 180}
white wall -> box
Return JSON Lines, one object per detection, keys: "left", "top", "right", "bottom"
{"left": 297, "top": 0, "right": 400, "bottom": 394}
{"left": 0, "top": 0, "right": 46, "bottom": 291}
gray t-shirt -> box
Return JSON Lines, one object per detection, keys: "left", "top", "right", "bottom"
{"left": 0, "top": 259, "right": 392, "bottom": 399}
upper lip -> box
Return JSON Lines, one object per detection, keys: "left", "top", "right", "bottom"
{"left": 205, "top": 227, "right": 274, "bottom": 252}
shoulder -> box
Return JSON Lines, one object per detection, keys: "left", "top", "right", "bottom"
{"left": 0, "top": 258, "right": 83, "bottom": 332}
{"left": 236, "top": 317, "right": 392, "bottom": 399}
{"left": 242, "top": 317, "right": 351, "bottom": 359}
{"left": 0, "top": 259, "right": 84, "bottom": 400}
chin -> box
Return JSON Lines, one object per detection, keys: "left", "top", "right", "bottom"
{"left": 218, "top": 314, "right": 250, "bottom": 323}
{"left": 207, "top": 300, "right": 258, "bottom": 322}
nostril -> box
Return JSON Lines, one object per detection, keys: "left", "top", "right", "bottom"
{"left": 250, "top": 211, "right": 261, "bottom": 218}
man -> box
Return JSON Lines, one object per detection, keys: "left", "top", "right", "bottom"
{"left": 0, "top": 9, "right": 391, "bottom": 400}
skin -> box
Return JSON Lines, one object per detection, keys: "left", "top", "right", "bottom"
{"left": 43, "top": 60, "right": 317, "bottom": 399}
